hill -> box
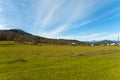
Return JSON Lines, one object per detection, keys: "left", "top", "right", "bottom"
{"left": 88, "top": 40, "right": 118, "bottom": 44}
{"left": 0, "top": 29, "right": 88, "bottom": 45}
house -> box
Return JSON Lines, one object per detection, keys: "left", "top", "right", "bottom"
{"left": 91, "top": 44, "right": 94, "bottom": 46}
{"left": 107, "top": 43, "right": 110, "bottom": 46}
{"left": 107, "top": 43, "right": 116, "bottom": 46}
{"left": 71, "top": 42, "right": 76, "bottom": 46}
{"left": 110, "top": 43, "right": 116, "bottom": 46}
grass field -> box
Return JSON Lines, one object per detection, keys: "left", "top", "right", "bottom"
{"left": 0, "top": 41, "right": 120, "bottom": 80}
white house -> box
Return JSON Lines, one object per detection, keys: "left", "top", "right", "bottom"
{"left": 110, "top": 43, "right": 116, "bottom": 46}
{"left": 91, "top": 44, "right": 94, "bottom": 46}
{"left": 71, "top": 42, "right": 76, "bottom": 46}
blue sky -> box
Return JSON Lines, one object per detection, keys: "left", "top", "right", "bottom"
{"left": 0, "top": 0, "right": 120, "bottom": 41}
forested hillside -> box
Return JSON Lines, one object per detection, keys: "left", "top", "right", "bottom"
{"left": 0, "top": 29, "right": 88, "bottom": 45}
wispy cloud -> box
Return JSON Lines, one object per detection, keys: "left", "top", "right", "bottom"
{"left": 0, "top": 0, "right": 21, "bottom": 28}
{"left": 83, "top": 33, "right": 120, "bottom": 41}
{"left": 46, "top": 23, "right": 69, "bottom": 37}
{"left": 41, "top": 0, "right": 64, "bottom": 26}
{"left": 50, "top": 32, "right": 119, "bottom": 41}
{"left": 0, "top": 24, "right": 9, "bottom": 30}
{"left": 0, "top": 0, "right": 120, "bottom": 41}
{"left": 34, "top": 0, "right": 115, "bottom": 38}
{"left": 0, "top": 0, "right": 35, "bottom": 29}
{"left": 0, "top": 8, "right": 2, "bottom": 12}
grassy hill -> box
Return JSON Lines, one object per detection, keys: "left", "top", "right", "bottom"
{"left": 0, "top": 41, "right": 120, "bottom": 80}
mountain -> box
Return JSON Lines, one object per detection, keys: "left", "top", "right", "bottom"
{"left": 0, "top": 29, "right": 88, "bottom": 45}
{"left": 99, "top": 40, "right": 118, "bottom": 43}
{"left": 87, "top": 40, "right": 118, "bottom": 45}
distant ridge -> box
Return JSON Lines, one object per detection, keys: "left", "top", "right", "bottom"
{"left": 0, "top": 29, "right": 88, "bottom": 45}
{"left": 88, "top": 40, "right": 118, "bottom": 44}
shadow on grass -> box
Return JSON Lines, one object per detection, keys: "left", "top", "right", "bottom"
{"left": 7, "top": 58, "right": 28, "bottom": 64}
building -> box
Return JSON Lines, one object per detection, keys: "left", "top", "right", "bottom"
{"left": 110, "top": 43, "right": 116, "bottom": 46}
{"left": 71, "top": 42, "right": 76, "bottom": 46}
{"left": 91, "top": 44, "right": 94, "bottom": 46}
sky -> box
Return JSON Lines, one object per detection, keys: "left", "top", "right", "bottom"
{"left": 0, "top": 0, "right": 120, "bottom": 41}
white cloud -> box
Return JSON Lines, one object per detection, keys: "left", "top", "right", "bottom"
{"left": 0, "top": 8, "right": 2, "bottom": 12}
{"left": 47, "top": 32, "right": 120, "bottom": 41}
{"left": 41, "top": 0, "right": 64, "bottom": 26}
{"left": 94, "top": 33, "right": 120, "bottom": 41}
{"left": 79, "top": 33, "right": 120, "bottom": 41}
{"left": 34, "top": 0, "right": 113, "bottom": 38}
{"left": 0, "top": 0, "right": 22, "bottom": 28}
{"left": 46, "top": 23, "right": 69, "bottom": 37}
{"left": 0, "top": 24, "right": 9, "bottom": 30}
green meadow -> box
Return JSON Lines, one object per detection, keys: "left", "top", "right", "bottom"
{"left": 0, "top": 41, "right": 120, "bottom": 80}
